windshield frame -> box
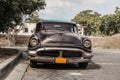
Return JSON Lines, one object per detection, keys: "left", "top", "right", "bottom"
{"left": 35, "top": 22, "right": 78, "bottom": 33}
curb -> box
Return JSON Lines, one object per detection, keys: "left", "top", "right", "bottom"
{"left": 5, "top": 61, "right": 29, "bottom": 80}
{"left": 0, "top": 51, "right": 22, "bottom": 80}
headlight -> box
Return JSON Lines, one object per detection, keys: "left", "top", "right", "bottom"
{"left": 29, "top": 38, "right": 38, "bottom": 47}
{"left": 83, "top": 40, "right": 91, "bottom": 48}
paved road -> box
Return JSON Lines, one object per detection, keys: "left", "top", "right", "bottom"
{"left": 22, "top": 49, "right": 120, "bottom": 80}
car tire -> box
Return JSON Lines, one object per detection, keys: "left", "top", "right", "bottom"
{"left": 30, "top": 60, "right": 37, "bottom": 68}
{"left": 78, "top": 62, "right": 88, "bottom": 68}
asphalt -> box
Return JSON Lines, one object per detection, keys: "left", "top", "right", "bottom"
{"left": 22, "top": 49, "right": 120, "bottom": 80}
{"left": 1, "top": 48, "right": 120, "bottom": 80}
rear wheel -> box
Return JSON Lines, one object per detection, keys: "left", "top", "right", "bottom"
{"left": 78, "top": 62, "right": 88, "bottom": 68}
{"left": 30, "top": 60, "right": 37, "bottom": 68}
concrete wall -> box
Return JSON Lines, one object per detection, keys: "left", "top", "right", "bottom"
{"left": 17, "top": 23, "right": 36, "bottom": 36}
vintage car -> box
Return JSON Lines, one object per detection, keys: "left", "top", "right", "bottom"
{"left": 27, "top": 20, "right": 93, "bottom": 68}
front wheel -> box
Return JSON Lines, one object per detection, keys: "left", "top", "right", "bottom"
{"left": 78, "top": 62, "right": 88, "bottom": 68}
{"left": 30, "top": 60, "right": 37, "bottom": 68}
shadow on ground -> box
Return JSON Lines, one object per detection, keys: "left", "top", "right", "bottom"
{"left": 31, "top": 61, "right": 101, "bottom": 70}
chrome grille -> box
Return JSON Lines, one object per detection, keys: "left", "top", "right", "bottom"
{"left": 37, "top": 51, "right": 82, "bottom": 58}
{"left": 37, "top": 51, "right": 59, "bottom": 57}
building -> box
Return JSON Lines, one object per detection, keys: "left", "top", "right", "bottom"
{"left": 16, "top": 23, "right": 36, "bottom": 35}
{"left": 77, "top": 25, "right": 85, "bottom": 35}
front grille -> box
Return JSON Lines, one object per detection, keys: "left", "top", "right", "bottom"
{"left": 37, "top": 51, "right": 82, "bottom": 58}
{"left": 37, "top": 51, "right": 59, "bottom": 57}
{"left": 62, "top": 51, "right": 82, "bottom": 57}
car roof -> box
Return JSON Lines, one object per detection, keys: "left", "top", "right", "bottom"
{"left": 38, "top": 19, "right": 76, "bottom": 25}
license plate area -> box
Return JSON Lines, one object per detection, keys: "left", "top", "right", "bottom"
{"left": 55, "top": 57, "right": 67, "bottom": 64}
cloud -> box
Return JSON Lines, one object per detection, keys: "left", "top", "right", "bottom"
{"left": 39, "top": 0, "right": 75, "bottom": 20}
{"left": 81, "top": 0, "right": 107, "bottom": 5}
{"left": 38, "top": 0, "right": 108, "bottom": 21}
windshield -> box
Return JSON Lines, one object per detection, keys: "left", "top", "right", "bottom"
{"left": 36, "top": 22, "right": 78, "bottom": 33}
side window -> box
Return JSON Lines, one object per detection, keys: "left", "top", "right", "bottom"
{"left": 71, "top": 28, "right": 74, "bottom": 32}
{"left": 35, "top": 23, "right": 42, "bottom": 33}
{"left": 24, "top": 28, "right": 28, "bottom": 33}
{"left": 74, "top": 26, "right": 78, "bottom": 33}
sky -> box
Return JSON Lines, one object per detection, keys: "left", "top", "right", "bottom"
{"left": 38, "top": 0, "right": 120, "bottom": 21}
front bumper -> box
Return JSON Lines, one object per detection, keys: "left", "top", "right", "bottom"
{"left": 28, "top": 56, "right": 90, "bottom": 64}
{"left": 28, "top": 47, "right": 93, "bottom": 64}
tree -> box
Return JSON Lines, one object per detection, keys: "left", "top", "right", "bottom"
{"left": 100, "top": 7, "right": 120, "bottom": 35}
{"left": 0, "top": 0, "right": 46, "bottom": 46}
{"left": 114, "top": 7, "right": 120, "bottom": 33}
{"left": 0, "top": 0, "right": 46, "bottom": 32}
{"left": 26, "top": 11, "right": 40, "bottom": 23}
{"left": 72, "top": 10, "right": 102, "bottom": 36}
{"left": 72, "top": 8, "right": 120, "bottom": 36}
{"left": 100, "top": 14, "right": 115, "bottom": 35}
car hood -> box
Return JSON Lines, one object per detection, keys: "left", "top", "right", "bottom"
{"left": 38, "top": 31, "right": 82, "bottom": 48}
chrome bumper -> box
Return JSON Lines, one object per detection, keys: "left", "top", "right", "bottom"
{"left": 29, "top": 47, "right": 89, "bottom": 52}
{"left": 28, "top": 56, "right": 90, "bottom": 64}
{"left": 28, "top": 47, "right": 93, "bottom": 63}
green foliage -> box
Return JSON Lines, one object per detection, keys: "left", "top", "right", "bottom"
{"left": 100, "top": 7, "right": 120, "bottom": 35}
{"left": 72, "top": 7, "right": 120, "bottom": 36}
{"left": 72, "top": 10, "right": 102, "bottom": 35}
{"left": 0, "top": 0, "right": 46, "bottom": 32}
{"left": 26, "top": 11, "right": 40, "bottom": 23}
{"left": 100, "top": 14, "right": 115, "bottom": 35}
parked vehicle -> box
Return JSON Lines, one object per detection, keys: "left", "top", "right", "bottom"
{"left": 27, "top": 20, "right": 93, "bottom": 68}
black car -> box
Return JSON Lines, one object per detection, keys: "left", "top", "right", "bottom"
{"left": 27, "top": 20, "right": 93, "bottom": 68}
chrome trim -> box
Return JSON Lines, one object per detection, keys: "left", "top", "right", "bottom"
{"left": 29, "top": 56, "right": 90, "bottom": 63}
{"left": 33, "top": 47, "right": 85, "bottom": 52}
{"left": 28, "top": 47, "right": 93, "bottom": 59}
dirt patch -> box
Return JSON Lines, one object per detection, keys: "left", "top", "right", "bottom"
{"left": 0, "top": 34, "right": 30, "bottom": 46}
{"left": 0, "top": 35, "right": 8, "bottom": 46}
{"left": 91, "top": 34, "right": 120, "bottom": 49}
{"left": 0, "top": 48, "right": 18, "bottom": 63}
{"left": 15, "top": 35, "right": 30, "bottom": 46}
